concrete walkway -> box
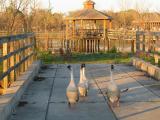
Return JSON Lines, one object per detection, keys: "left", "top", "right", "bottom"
{"left": 9, "top": 64, "right": 160, "bottom": 120}
{"left": 9, "top": 64, "right": 117, "bottom": 120}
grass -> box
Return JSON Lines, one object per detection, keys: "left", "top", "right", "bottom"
{"left": 38, "top": 51, "right": 132, "bottom": 64}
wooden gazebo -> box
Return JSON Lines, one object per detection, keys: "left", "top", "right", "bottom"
{"left": 64, "top": 0, "right": 112, "bottom": 53}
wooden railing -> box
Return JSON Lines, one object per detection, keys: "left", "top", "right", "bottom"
{"left": 0, "top": 33, "right": 36, "bottom": 94}
{"left": 136, "top": 31, "right": 160, "bottom": 63}
{"left": 107, "top": 30, "right": 136, "bottom": 52}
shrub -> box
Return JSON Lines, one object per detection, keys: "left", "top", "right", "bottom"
{"left": 109, "top": 46, "right": 117, "bottom": 53}
{"left": 37, "top": 51, "right": 53, "bottom": 63}
{"left": 150, "top": 57, "right": 155, "bottom": 65}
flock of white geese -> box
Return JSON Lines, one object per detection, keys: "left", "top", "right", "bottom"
{"left": 66, "top": 64, "right": 121, "bottom": 107}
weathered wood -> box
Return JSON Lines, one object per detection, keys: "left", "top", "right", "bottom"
{"left": 1, "top": 42, "right": 8, "bottom": 93}
{"left": 136, "top": 31, "right": 160, "bottom": 63}
{"left": 0, "top": 33, "right": 34, "bottom": 44}
{"left": 0, "top": 44, "right": 34, "bottom": 63}
{"left": 0, "top": 33, "right": 36, "bottom": 94}
{"left": 0, "top": 53, "right": 34, "bottom": 81}
{"left": 9, "top": 41, "right": 15, "bottom": 84}
{"left": 103, "top": 20, "right": 106, "bottom": 51}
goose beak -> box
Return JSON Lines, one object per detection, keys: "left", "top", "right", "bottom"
{"left": 81, "top": 64, "right": 86, "bottom": 68}
{"left": 67, "top": 65, "right": 71, "bottom": 70}
{"left": 111, "top": 64, "right": 114, "bottom": 70}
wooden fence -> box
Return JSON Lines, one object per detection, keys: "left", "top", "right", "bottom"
{"left": 36, "top": 31, "right": 65, "bottom": 53}
{"left": 0, "top": 33, "right": 36, "bottom": 94}
{"left": 136, "top": 31, "right": 160, "bottom": 63}
{"left": 36, "top": 30, "right": 137, "bottom": 54}
{"left": 107, "top": 30, "right": 136, "bottom": 52}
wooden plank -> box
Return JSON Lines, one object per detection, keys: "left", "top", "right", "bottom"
{"left": 0, "top": 53, "right": 35, "bottom": 81}
{"left": 0, "top": 42, "right": 8, "bottom": 94}
{"left": 0, "top": 33, "right": 34, "bottom": 44}
{"left": 0, "top": 43, "right": 34, "bottom": 63}
{"left": 9, "top": 41, "right": 15, "bottom": 84}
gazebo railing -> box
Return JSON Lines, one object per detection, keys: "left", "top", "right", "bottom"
{"left": 0, "top": 33, "right": 36, "bottom": 94}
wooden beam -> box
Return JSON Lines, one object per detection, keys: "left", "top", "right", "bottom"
{"left": 109, "top": 20, "right": 112, "bottom": 29}
{"left": 0, "top": 42, "right": 8, "bottom": 94}
{"left": 66, "top": 20, "right": 69, "bottom": 41}
{"left": 0, "top": 33, "right": 34, "bottom": 44}
{"left": 9, "top": 41, "right": 15, "bottom": 84}
{"left": 103, "top": 19, "right": 106, "bottom": 51}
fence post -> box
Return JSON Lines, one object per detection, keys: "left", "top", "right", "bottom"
{"left": 24, "top": 38, "right": 28, "bottom": 71}
{"left": 15, "top": 41, "right": 20, "bottom": 78}
{"left": 0, "top": 43, "right": 8, "bottom": 94}
{"left": 10, "top": 41, "right": 15, "bottom": 84}
{"left": 136, "top": 31, "right": 140, "bottom": 52}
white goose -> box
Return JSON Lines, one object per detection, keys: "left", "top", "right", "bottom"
{"left": 78, "top": 64, "right": 88, "bottom": 97}
{"left": 66, "top": 65, "right": 79, "bottom": 106}
{"left": 82, "top": 64, "right": 89, "bottom": 92}
{"left": 106, "top": 65, "right": 120, "bottom": 107}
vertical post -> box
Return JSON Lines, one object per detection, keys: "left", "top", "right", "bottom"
{"left": 45, "top": 33, "right": 49, "bottom": 51}
{"left": 98, "top": 40, "right": 100, "bottom": 52}
{"left": 103, "top": 19, "right": 106, "bottom": 52}
{"left": 109, "top": 20, "right": 112, "bottom": 30}
{"left": 80, "top": 20, "right": 83, "bottom": 52}
{"left": 66, "top": 20, "right": 69, "bottom": 41}
{"left": 85, "top": 39, "right": 88, "bottom": 53}
{"left": 25, "top": 38, "right": 28, "bottom": 71}
{"left": 131, "top": 40, "right": 135, "bottom": 53}
{"left": 80, "top": 20, "right": 83, "bottom": 37}
{"left": 72, "top": 20, "right": 75, "bottom": 38}
{"left": 22, "top": 40, "right": 26, "bottom": 72}
{"left": 93, "top": 40, "right": 95, "bottom": 53}
{"left": 33, "top": 36, "right": 37, "bottom": 61}
{"left": 143, "top": 35, "right": 145, "bottom": 51}
{"left": 92, "top": 40, "right": 94, "bottom": 53}
{"left": 77, "top": 39, "right": 80, "bottom": 52}
{"left": 15, "top": 41, "right": 20, "bottom": 78}
{"left": 136, "top": 31, "right": 140, "bottom": 52}
{"left": 19, "top": 40, "right": 23, "bottom": 73}
{"left": 29, "top": 38, "right": 32, "bottom": 65}
{"left": 10, "top": 42, "right": 15, "bottom": 83}
{"left": 1, "top": 43, "right": 8, "bottom": 94}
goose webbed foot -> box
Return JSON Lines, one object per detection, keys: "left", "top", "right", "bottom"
{"left": 85, "top": 92, "right": 88, "bottom": 96}
{"left": 76, "top": 97, "right": 79, "bottom": 102}
{"left": 68, "top": 102, "right": 71, "bottom": 107}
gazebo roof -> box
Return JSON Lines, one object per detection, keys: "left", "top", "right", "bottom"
{"left": 66, "top": 0, "right": 112, "bottom": 20}
{"left": 66, "top": 9, "right": 112, "bottom": 20}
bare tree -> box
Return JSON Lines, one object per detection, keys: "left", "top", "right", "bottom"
{"left": 2, "top": 0, "right": 32, "bottom": 34}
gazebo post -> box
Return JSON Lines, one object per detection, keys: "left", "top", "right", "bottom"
{"left": 72, "top": 20, "right": 75, "bottom": 50}
{"left": 103, "top": 19, "right": 106, "bottom": 52}
{"left": 80, "top": 19, "right": 83, "bottom": 52}
{"left": 80, "top": 20, "right": 83, "bottom": 37}
{"left": 66, "top": 20, "right": 69, "bottom": 49}
{"left": 109, "top": 20, "right": 112, "bottom": 29}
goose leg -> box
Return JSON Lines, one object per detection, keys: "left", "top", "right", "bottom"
{"left": 85, "top": 91, "right": 88, "bottom": 96}
{"left": 68, "top": 102, "right": 71, "bottom": 107}
{"left": 117, "top": 101, "right": 120, "bottom": 107}
{"left": 76, "top": 96, "right": 79, "bottom": 102}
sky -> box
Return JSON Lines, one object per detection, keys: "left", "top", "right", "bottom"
{"left": 39, "top": 0, "right": 160, "bottom": 13}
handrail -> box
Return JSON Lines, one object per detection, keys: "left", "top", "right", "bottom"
{"left": 0, "top": 33, "right": 34, "bottom": 44}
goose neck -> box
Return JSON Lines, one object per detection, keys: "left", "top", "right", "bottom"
{"left": 110, "top": 70, "right": 115, "bottom": 83}
{"left": 70, "top": 69, "right": 74, "bottom": 81}
{"left": 80, "top": 68, "right": 83, "bottom": 83}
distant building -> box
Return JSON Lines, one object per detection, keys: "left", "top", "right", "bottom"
{"left": 132, "top": 14, "right": 160, "bottom": 31}
{"left": 64, "top": 0, "right": 112, "bottom": 53}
